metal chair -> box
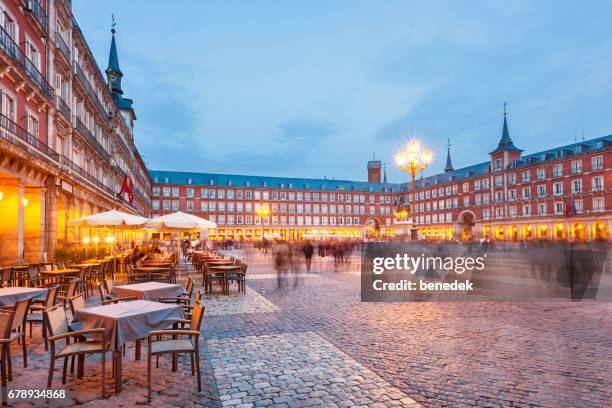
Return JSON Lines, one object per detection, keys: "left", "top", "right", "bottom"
{"left": 26, "top": 285, "right": 59, "bottom": 351}
{"left": 147, "top": 301, "right": 204, "bottom": 403}
{"left": 43, "top": 304, "right": 107, "bottom": 398}
{"left": 98, "top": 283, "right": 136, "bottom": 305}
{"left": 2, "top": 298, "right": 32, "bottom": 373}
{"left": 0, "top": 310, "right": 15, "bottom": 405}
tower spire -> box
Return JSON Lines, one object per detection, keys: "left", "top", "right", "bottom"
{"left": 444, "top": 137, "right": 454, "bottom": 172}
{"left": 106, "top": 15, "right": 123, "bottom": 96}
{"left": 490, "top": 102, "right": 522, "bottom": 154}
{"left": 383, "top": 163, "right": 388, "bottom": 183}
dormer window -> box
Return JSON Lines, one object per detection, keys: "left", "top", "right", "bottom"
{"left": 164, "top": 177, "right": 169, "bottom": 183}
{"left": 228, "top": 180, "right": 232, "bottom": 186}
{"left": 246, "top": 181, "right": 250, "bottom": 187}
{"left": 209, "top": 179, "right": 214, "bottom": 185}
{"left": 187, "top": 178, "right": 192, "bottom": 185}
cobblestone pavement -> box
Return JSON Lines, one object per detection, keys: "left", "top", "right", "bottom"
{"left": 4, "top": 247, "right": 611, "bottom": 407}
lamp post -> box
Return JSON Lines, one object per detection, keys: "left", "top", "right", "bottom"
{"left": 256, "top": 203, "right": 271, "bottom": 241}
{"left": 395, "top": 140, "right": 432, "bottom": 240}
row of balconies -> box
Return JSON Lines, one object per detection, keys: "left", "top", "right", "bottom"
{"left": 73, "top": 62, "right": 109, "bottom": 121}
{"left": 74, "top": 117, "right": 110, "bottom": 162}
{"left": 0, "top": 25, "right": 53, "bottom": 100}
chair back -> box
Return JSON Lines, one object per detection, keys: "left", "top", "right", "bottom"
{"left": 194, "top": 289, "right": 202, "bottom": 304}
{"left": 98, "top": 282, "right": 110, "bottom": 301}
{"left": 190, "top": 301, "right": 205, "bottom": 332}
{"left": 241, "top": 264, "right": 248, "bottom": 273}
{"left": 104, "top": 278, "right": 114, "bottom": 295}
{"left": 0, "top": 309, "right": 14, "bottom": 340}
{"left": 185, "top": 275, "right": 194, "bottom": 295}
{"left": 78, "top": 267, "right": 87, "bottom": 283}
{"left": 66, "top": 279, "right": 78, "bottom": 299}
{"left": 46, "top": 285, "right": 60, "bottom": 308}
{"left": 27, "top": 266, "right": 39, "bottom": 286}
{"left": 0, "top": 268, "right": 12, "bottom": 287}
{"left": 68, "top": 294, "right": 86, "bottom": 316}
{"left": 43, "top": 303, "right": 69, "bottom": 338}
{"left": 11, "top": 298, "right": 31, "bottom": 331}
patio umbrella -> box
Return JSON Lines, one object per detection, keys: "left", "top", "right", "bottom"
{"left": 69, "top": 209, "right": 149, "bottom": 274}
{"left": 68, "top": 209, "right": 149, "bottom": 227}
{"left": 145, "top": 211, "right": 217, "bottom": 277}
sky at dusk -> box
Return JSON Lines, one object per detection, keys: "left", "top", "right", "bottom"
{"left": 73, "top": 0, "right": 612, "bottom": 183}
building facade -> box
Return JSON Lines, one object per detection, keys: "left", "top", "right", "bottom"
{"left": 0, "top": 0, "right": 150, "bottom": 264}
{"left": 149, "top": 170, "right": 400, "bottom": 241}
{"left": 403, "top": 114, "right": 611, "bottom": 242}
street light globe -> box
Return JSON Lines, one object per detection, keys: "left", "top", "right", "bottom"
{"left": 83, "top": 237, "right": 91, "bottom": 244}
{"left": 407, "top": 140, "right": 419, "bottom": 153}
{"left": 422, "top": 150, "right": 433, "bottom": 164}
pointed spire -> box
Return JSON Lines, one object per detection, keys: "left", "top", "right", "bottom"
{"left": 383, "top": 163, "right": 388, "bottom": 183}
{"left": 106, "top": 15, "right": 123, "bottom": 96}
{"left": 444, "top": 137, "right": 454, "bottom": 172}
{"left": 490, "top": 102, "right": 522, "bottom": 154}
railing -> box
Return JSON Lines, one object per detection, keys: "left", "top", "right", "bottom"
{"left": 25, "top": 0, "right": 48, "bottom": 35}
{"left": 59, "top": 155, "right": 114, "bottom": 196}
{"left": 75, "top": 117, "right": 110, "bottom": 161}
{"left": 54, "top": 32, "right": 70, "bottom": 61}
{"left": 56, "top": 96, "right": 71, "bottom": 120}
{"left": 74, "top": 62, "right": 108, "bottom": 119}
{"left": 116, "top": 134, "right": 131, "bottom": 157}
{"left": 0, "top": 26, "right": 53, "bottom": 99}
{"left": 0, "top": 112, "right": 59, "bottom": 162}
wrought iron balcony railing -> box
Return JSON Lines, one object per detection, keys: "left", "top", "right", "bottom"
{"left": 25, "top": 0, "right": 48, "bottom": 35}
{"left": 0, "top": 112, "right": 59, "bottom": 162}
{"left": 0, "top": 26, "right": 53, "bottom": 99}
{"left": 56, "top": 96, "right": 71, "bottom": 120}
{"left": 59, "top": 155, "right": 114, "bottom": 196}
{"left": 75, "top": 117, "right": 110, "bottom": 161}
{"left": 74, "top": 62, "right": 109, "bottom": 119}
{"left": 54, "top": 32, "right": 70, "bottom": 62}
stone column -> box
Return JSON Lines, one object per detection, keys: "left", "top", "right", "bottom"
{"left": 45, "top": 177, "right": 58, "bottom": 261}
{"left": 17, "top": 183, "right": 24, "bottom": 263}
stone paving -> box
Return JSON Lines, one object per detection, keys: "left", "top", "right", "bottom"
{"left": 2, "top": 246, "right": 611, "bottom": 407}
{"left": 207, "top": 331, "right": 421, "bottom": 408}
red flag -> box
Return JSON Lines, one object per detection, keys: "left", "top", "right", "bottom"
{"left": 118, "top": 175, "right": 133, "bottom": 205}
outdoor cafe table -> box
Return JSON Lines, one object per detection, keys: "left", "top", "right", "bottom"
{"left": 40, "top": 268, "right": 80, "bottom": 277}
{"left": 0, "top": 287, "right": 47, "bottom": 307}
{"left": 206, "top": 260, "right": 234, "bottom": 267}
{"left": 72, "top": 263, "right": 102, "bottom": 268}
{"left": 74, "top": 300, "right": 184, "bottom": 393}
{"left": 142, "top": 261, "right": 173, "bottom": 267}
{"left": 133, "top": 267, "right": 171, "bottom": 281}
{"left": 113, "top": 282, "right": 182, "bottom": 301}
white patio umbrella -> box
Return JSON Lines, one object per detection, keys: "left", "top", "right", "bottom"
{"left": 69, "top": 209, "right": 149, "bottom": 227}
{"left": 69, "top": 209, "right": 149, "bottom": 273}
{"left": 145, "top": 211, "right": 217, "bottom": 277}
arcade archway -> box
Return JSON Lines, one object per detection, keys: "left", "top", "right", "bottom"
{"left": 457, "top": 210, "right": 475, "bottom": 241}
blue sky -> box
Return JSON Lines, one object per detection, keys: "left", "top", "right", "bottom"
{"left": 73, "top": 0, "right": 612, "bottom": 183}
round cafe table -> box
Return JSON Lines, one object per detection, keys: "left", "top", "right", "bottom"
{"left": 40, "top": 268, "right": 80, "bottom": 277}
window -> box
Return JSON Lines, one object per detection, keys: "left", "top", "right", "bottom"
{"left": 462, "top": 182, "right": 469, "bottom": 192}
{"left": 552, "top": 164, "right": 563, "bottom": 177}
{"left": 522, "top": 204, "right": 531, "bottom": 216}
{"left": 571, "top": 160, "right": 582, "bottom": 174}
{"left": 593, "top": 197, "right": 604, "bottom": 212}
{"left": 162, "top": 200, "right": 170, "bottom": 210}
{"left": 574, "top": 199, "right": 583, "bottom": 213}
{"left": 508, "top": 173, "right": 516, "bottom": 185}
{"left": 152, "top": 200, "right": 160, "bottom": 210}
{"left": 508, "top": 189, "right": 516, "bottom": 201}
{"left": 218, "top": 189, "right": 225, "bottom": 199}
{"left": 152, "top": 187, "right": 160, "bottom": 197}
{"left": 227, "top": 190, "right": 234, "bottom": 199}
{"left": 495, "top": 191, "right": 503, "bottom": 203}
{"left": 571, "top": 179, "right": 582, "bottom": 194}
{"left": 591, "top": 176, "right": 603, "bottom": 192}
{"left": 162, "top": 187, "right": 171, "bottom": 197}
{"left": 495, "top": 176, "right": 503, "bottom": 187}
{"left": 494, "top": 158, "right": 502, "bottom": 171}
{"left": 553, "top": 182, "right": 563, "bottom": 196}
{"left": 200, "top": 201, "right": 208, "bottom": 211}
{"left": 554, "top": 202, "right": 564, "bottom": 215}
{"left": 536, "top": 167, "right": 545, "bottom": 180}
{"left": 522, "top": 171, "right": 530, "bottom": 182}
{"left": 482, "top": 208, "right": 490, "bottom": 220}
{"left": 172, "top": 200, "right": 179, "bottom": 211}
{"left": 538, "top": 203, "right": 546, "bottom": 215}
{"left": 171, "top": 187, "right": 179, "bottom": 197}
{"left": 537, "top": 185, "right": 546, "bottom": 198}
{"left": 523, "top": 187, "right": 531, "bottom": 199}
{"left": 186, "top": 201, "right": 194, "bottom": 211}
{"left": 591, "top": 155, "right": 603, "bottom": 170}
{"left": 474, "top": 180, "right": 481, "bottom": 191}
{"left": 1, "top": 92, "right": 16, "bottom": 120}
{"left": 186, "top": 188, "right": 194, "bottom": 198}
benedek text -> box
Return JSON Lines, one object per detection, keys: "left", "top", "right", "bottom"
{"left": 373, "top": 279, "right": 474, "bottom": 291}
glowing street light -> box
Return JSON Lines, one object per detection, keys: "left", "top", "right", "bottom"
{"left": 256, "top": 203, "right": 271, "bottom": 240}
{"left": 396, "top": 139, "right": 433, "bottom": 240}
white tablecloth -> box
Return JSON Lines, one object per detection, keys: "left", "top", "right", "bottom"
{"left": 74, "top": 300, "right": 184, "bottom": 350}
{"left": 0, "top": 287, "right": 47, "bottom": 307}
{"left": 113, "top": 282, "right": 183, "bottom": 301}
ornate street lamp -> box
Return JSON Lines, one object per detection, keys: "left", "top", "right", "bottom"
{"left": 395, "top": 140, "right": 432, "bottom": 240}
{"left": 256, "top": 203, "right": 271, "bottom": 240}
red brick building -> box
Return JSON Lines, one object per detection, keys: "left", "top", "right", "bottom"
{"left": 404, "top": 113, "right": 611, "bottom": 241}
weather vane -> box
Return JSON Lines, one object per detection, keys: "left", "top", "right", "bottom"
{"left": 111, "top": 14, "right": 116, "bottom": 34}
{"left": 503, "top": 102, "right": 507, "bottom": 117}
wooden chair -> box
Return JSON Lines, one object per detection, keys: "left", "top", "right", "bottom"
{"left": 2, "top": 298, "right": 32, "bottom": 374}
{"left": 77, "top": 267, "right": 88, "bottom": 299}
{"left": 43, "top": 304, "right": 107, "bottom": 398}
{"left": 58, "top": 279, "right": 78, "bottom": 309}
{"left": 103, "top": 278, "right": 114, "bottom": 296}
{"left": 87, "top": 265, "right": 104, "bottom": 298}
{"left": 0, "top": 268, "right": 12, "bottom": 288}
{"left": 26, "top": 285, "right": 59, "bottom": 351}
{"left": 0, "top": 310, "right": 15, "bottom": 405}
{"left": 147, "top": 301, "right": 204, "bottom": 402}
{"left": 159, "top": 275, "right": 193, "bottom": 305}
{"left": 227, "top": 264, "right": 247, "bottom": 294}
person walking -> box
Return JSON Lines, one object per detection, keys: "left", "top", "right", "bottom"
{"left": 302, "top": 240, "right": 314, "bottom": 272}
